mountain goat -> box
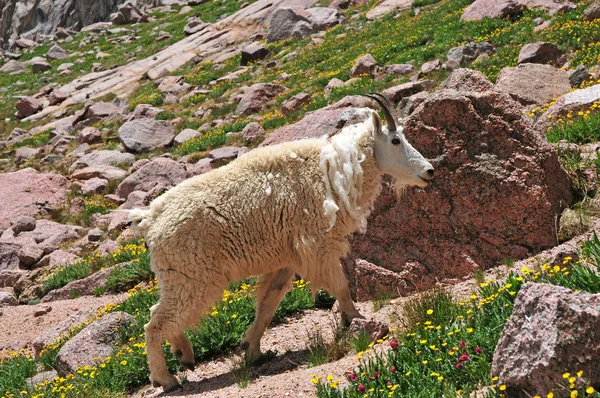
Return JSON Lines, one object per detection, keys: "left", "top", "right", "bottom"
{"left": 128, "top": 94, "right": 434, "bottom": 391}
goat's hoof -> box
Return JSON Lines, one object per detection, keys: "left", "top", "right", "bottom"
{"left": 163, "top": 383, "right": 183, "bottom": 393}
{"left": 181, "top": 361, "right": 195, "bottom": 371}
{"left": 174, "top": 349, "right": 183, "bottom": 359}
{"left": 240, "top": 341, "right": 249, "bottom": 350}
{"left": 152, "top": 380, "right": 161, "bottom": 388}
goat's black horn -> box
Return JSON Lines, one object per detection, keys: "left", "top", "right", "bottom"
{"left": 361, "top": 93, "right": 397, "bottom": 132}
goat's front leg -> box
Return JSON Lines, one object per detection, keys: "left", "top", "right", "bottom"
{"left": 241, "top": 267, "right": 294, "bottom": 362}
{"left": 318, "top": 254, "right": 364, "bottom": 327}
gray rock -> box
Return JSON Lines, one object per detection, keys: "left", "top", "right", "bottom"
{"left": 241, "top": 43, "right": 271, "bottom": 66}
{"left": 0, "top": 242, "right": 22, "bottom": 270}
{"left": 115, "top": 157, "right": 186, "bottom": 199}
{"left": 87, "top": 228, "right": 104, "bottom": 242}
{"left": 15, "top": 38, "right": 38, "bottom": 49}
{"left": 46, "top": 44, "right": 69, "bottom": 60}
{"left": 85, "top": 102, "right": 119, "bottom": 120}
{"left": 537, "top": 83, "right": 600, "bottom": 131}
{"left": 184, "top": 18, "right": 207, "bottom": 35}
{"left": 584, "top": 1, "right": 600, "bottom": 20}
{"left": 324, "top": 77, "right": 344, "bottom": 97}
{"left": 118, "top": 119, "right": 175, "bottom": 153}
{"left": 32, "top": 61, "right": 52, "bottom": 73}
{"left": 306, "top": 7, "right": 343, "bottom": 31}
{"left": 0, "top": 291, "right": 18, "bottom": 307}
{"left": 492, "top": 283, "right": 600, "bottom": 397}
{"left": 291, "top": 21, "right": 313, "bottom": 40}
{"left": 267, "top": 7, "right": 311, "bottom": 42}
{"left": 55, "top": 312, "right": 135, "bottom": 376}
{"left": 25, "top": 370, "right": 58, "bottom": 388}
{"left": 208, "top": 146, "right": 244, "bottom": 163}
{"left": 518, "top": 42, "right": 563, "bottom": 65}
{"left": 110, "top": 3, "right": 149, "bottom": 25}
{"left": 48, "top": 89, "right": 68, "bottom": 106}
{"left": 125, "top": 104, "right": 163, "bottom": 121}
{"left": 14, "top": 147, "right": 41, "bottom": 162}
{"left": 174, "top": 128, "right": 201, "bottom": 146}
{"left": 11, "top": 216, "right": 36, "bottom": 235}
{"left": 398, "top": 91, "right": 429, "bottom": 118}
{"left": 569, "top": 65, "right": 593, "bottom": 88}
{"left": 41, "top": 266, "right": 113, "bottom": 303}
{"left": 70, "top": 166, "right": 128, "bottom": 181}
{"left": 69, "top": 150, "right": 135, "bottom": 175}
{"left": 0, "top": 60, "right": 26, "bottom": 73}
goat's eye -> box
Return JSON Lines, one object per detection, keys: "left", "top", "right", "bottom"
{"left": 391, "top": 137, "right": 401, "bottom": 145}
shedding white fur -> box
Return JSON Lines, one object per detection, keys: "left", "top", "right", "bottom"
{"left": 319, "top": 122, "right": 369, "bottom": 232}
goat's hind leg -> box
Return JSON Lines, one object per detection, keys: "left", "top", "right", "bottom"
{"left": 170, "top": 331, "right": 195, "bottom": 371}
{"left": 145, "top": 300, "right": 182, "bottom": 392}
{"left": 241, "top": 267, "right": 294, "bottom": 363}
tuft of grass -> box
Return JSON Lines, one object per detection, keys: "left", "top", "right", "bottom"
{"left": 350, "top": 329, "right": 372, "bottom": 353}
{"left": 231, "top": 355, "right": 252, "bottom": 389}
{"left": 546, "top": 105, "right": 600, "bottom": 144}
{"left": 373, "top": 292, "right": 393, "bottom": 311}
{"left": 306, "top": 317, "right": 351, "bottom": 368}
{"left": 401, "top": 287, "right": 458, "bottom": 331}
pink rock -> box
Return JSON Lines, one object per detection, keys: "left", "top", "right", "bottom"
{"left": 324, "top": 78, "right": 344, "bottom": 97}
{"left": 11, "top": 216, "right": 36, "bottom": 235}
{"left": 15, "top": 97, "right": 43, "bottom": 118}
{"left": 241, "top": 122, "right": 265, "bottom": 143}
{"left": 118, "top": 119, "right": 175, "bottom": 152}
{"left": 351, "top": 259, "right": 409, "bottom": 301}
{"left": 260, "top": 100, "right": 372, "bottom": 146}
{"left": 48, "top": 89, "right": 68, "bottom": 106}
{"left": 0, "top": 171, "right": 70, "bottom": 230}
{"left": 236, "top": 83, "right": 287, "bottom": 115}
{"left": 518, "top": 42, "right": 563, "bottom": 65}
{"left": 350, "top": 54, "right": 380, "bottom": 78}
{"left": 366, "top": 0, "right": 412, "bottom": 19}
{"left": 348, "top": 318, "right": 389, "bottom": 341}
{"left": 32, "top": 310, "right": 93, "bottom": 356}
{"left": 536, "top": 83, "right": 600, "bottom": 132}
{"left": 383, "top": 63, "right": 415, "bottom": 75}
{"left": 492, "top": 283, "right": 600, "bottom": 396}
{"left": 70, "top": 166, "right": 128, "bottom": 181}
{"left": 208, "top": 146, "right": 244, "bottom": 163}
{"left": 85, "top": 102, "right": 119, "bottom": 120}
{"left": 462, "top": 0, "right": 575, "bottom": 21}
{"left": 80, "top": 178, "right": 108, "bottom": 195}
{"left": 280, "top": 92, "right": 311, "bottom": 115}
{"left": 76, "top": 127, "right": 103, "bottom": 145}
{"left": 381, "top": 80, "right": 436, "bottom": 103}
{"left": 33, "top": 305, "right": 52, "bottom": 317}
{"left": 186, "top": 158, "right": 213, "bottom": 178}
{"left": 0, "top": 243, "right": 21, "bottom": 270}
{"left": 345, "top": 69, "right": 572, "bottom": 291}
{"left": 421, "top": 60, "right": 441, "bottom": 74}
{"left": 110, "top": 3, "right": 148, "bottom": 25}
{"left": 41, "top": 266, "right": 115, "bottom": 303}
{"left": 241, "top": 43, "right": 271, "bottom": 66}
{"left": 115, "top": 157, "right": 186, "bottom": 200}
{"left": 55, "top": 312, "right": 135, "bottom": 376}
{"left": 496, "top": 63, "right": 570, "bottom": 106}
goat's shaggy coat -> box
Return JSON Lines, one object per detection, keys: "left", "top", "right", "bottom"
{"left": 129, "top": 108, "right": 433, "bottom": 391}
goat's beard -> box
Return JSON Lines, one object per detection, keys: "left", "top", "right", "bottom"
{"left": 394, "top": 180, "right": 408, "bottom": 199}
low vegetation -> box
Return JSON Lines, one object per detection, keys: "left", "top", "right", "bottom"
{"left": 313, "top": 253, "right": 600, "bottom": 397}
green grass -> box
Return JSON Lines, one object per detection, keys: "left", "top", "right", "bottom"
{"left": 40, "top": 238, "right": 148, "bottom": 297}
{"left": 314, "top": 256, "right": 600, "bottom": 397}
{"left": 6, "top": 130, "right": 53, "bottom": 150}
{"left": 546, "top": 108, "right": 600, "bottom": 144}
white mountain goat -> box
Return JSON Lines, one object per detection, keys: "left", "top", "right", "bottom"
{"left": 128, "top": 94, "right": 434, "bottom": 391}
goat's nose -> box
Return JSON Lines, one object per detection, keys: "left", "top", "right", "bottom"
{"left": 426, "top": 168, "right": 434, "bottom": 179}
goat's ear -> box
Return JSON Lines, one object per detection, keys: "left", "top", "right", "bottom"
{"left": 371, "top": 111, "right": 383, "bottom": 136}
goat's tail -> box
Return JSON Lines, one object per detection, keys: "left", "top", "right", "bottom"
{"left": 126, "top": 208, "right": 153, "bottom": 234}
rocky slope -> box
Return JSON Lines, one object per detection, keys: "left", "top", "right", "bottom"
{"left": 1, "top": 0, "right": 600, "bottom": 396}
